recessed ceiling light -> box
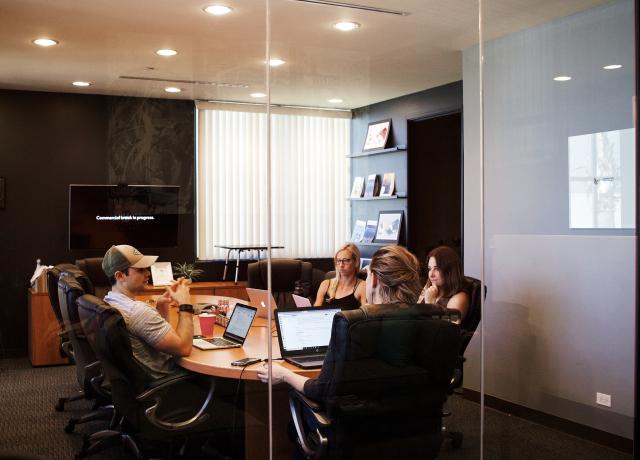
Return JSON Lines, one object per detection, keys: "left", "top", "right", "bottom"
{"left": 553, "top": 75, "right": 572, "bottom": 82}
{"left": 204, "top": 5, "right": 233, "bottom": 15}
{"left": 156, "top": 49, "right": 178, "bottom": 57}
{"left": 72, "top": 81, "right": 91, "bottom": 87}
{"left": 32, "top": 38, "right": 59, "bottom": 47}
{"left": 269, "top": 59, "right": 286, "bottom": 67}
{"left": 603, "top": 64, "right": 622, "bottom": 70}
{"left": 165, "top": 87, "right": 182, "bottom": 93}
{"left": 333, "top": 21, "right": 361, "bottom": 32}
{"left": 251, "top": 92, "right": 267, "bottom": 98}
{"left": 328, "top": 98, "right": 343, "bottom": 103}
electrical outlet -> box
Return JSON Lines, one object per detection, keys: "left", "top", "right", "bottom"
{"left": 596, "top": 392, "right": 611, "bottom": 407}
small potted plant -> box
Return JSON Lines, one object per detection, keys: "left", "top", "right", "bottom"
{"left": 173, "top": 262, "right": 204, "bottom": 281}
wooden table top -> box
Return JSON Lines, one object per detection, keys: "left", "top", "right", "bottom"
{"left": 172, "top": 295, "right": 320, "bottom": 381}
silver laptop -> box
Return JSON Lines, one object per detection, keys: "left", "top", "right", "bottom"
{"left": 246, "top": 287, "right": 278, "bottom": 318}
{"left": 274, "top": 307, "right": 341, "bottom": 368}
{"left": 193, "top": 303, "right": 257, "bottom": 350}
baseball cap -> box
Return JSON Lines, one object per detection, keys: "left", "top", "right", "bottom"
{"left": 102, "top": 244, "right": 158, "bottom": 278}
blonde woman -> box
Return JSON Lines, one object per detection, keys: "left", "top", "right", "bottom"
{"left": 314, "top": 243, "right": 366, "bottom": 308}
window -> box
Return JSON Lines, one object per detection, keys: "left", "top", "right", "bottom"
{"left": 196, "top": 102, "right": 351, "bottom": 259}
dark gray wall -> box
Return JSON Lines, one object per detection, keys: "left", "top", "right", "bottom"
{"left": 0, "top": 90, "right": 196, "bottom": 356}
{"left": 350, "top": 81, "right": 463, "bottom": 259}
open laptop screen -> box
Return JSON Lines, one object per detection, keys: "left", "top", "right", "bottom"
{"left": 276, "top": 307, "right": 341, "bottom": 355}
{"left": 224, "top": 304, "right": 257, "bottom": 342}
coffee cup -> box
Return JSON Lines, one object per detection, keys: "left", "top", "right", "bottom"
{"left": 198, "top": 313, "right": 216, "bottom": 337}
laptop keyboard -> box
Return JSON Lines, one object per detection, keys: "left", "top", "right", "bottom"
{"left": 294, "top": 355, "right": 324, "bottom": 363}
{"left": 205, "top": 337, "right": 238, "bottom": 347}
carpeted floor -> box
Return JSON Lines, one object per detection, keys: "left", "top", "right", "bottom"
{"left": 0, "top": 358, "right": 632, "bottom": 459}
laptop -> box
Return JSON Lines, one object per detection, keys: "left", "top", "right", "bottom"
{"left": 246, "top": 287, "right": 278, "bottom": 318}
{"left": 275, "top": 307, "right": 341, "bottom": 368}
{"left": 193, "top": 303, "right": 257, "bottom": 350}
{"left": 292, "top": 293, "right": 312, "bottom": 308}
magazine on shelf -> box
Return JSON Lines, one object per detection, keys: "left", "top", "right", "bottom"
{"left": 363, "top": 174, "right": 380, "bottom": 198}
{"left": 350, "top": 176, "right": 365, "bottom": 198}
{"left": 379, "top": 172, "right": 396, "bottom": 197}
{"left": 350, "top": 219, "right": 366, "bottom": 242}
{"left": 361, "top": 220, "right": 378, "bottom": 243}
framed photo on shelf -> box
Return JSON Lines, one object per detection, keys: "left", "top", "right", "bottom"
{"left": 350, "top": 176, "right": 365, "bottom": 198}
{"left": 362, "top": 119, "right": 392, "bottom": 152}
{"left": 360, "top": 258, "right": 372, "bottom": 269}
{"left": 379, "top": 172, "right": 395, "bottom": 197}
{"left": 374, "top": 210, "right": 403, "bottom": 243}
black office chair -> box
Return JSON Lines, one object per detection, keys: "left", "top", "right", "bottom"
{"left": 288, "top": 303, "right": 461, "bottom": 459}
{"left": 442, "top": 275, "right": 485, "bottom": 448}
{"left": 76, "top": 294, "right": 219, "bottom": 459}
{"left": 57, "top": 272, "right": 114, "bottom": 434}
{"left": 247, "top": 258, "right": 315, "bottom": 308}
{"left": 75, "top": 257, "right": 111, "bottom": 298}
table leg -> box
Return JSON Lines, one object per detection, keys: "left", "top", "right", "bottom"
{"left": 235, "top": 250, "right": 242, "bottom": 285}
{"left": 223, "top": 249, "right": 231, "bottom": 281}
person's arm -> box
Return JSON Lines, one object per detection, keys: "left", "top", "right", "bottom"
{"left": 447, "top": 291, "right": 469, "bottom": 321}
{"left": 256, "top": 362, "right": 310, "bottom": 392}
{"left": 154, "top": 279, "right": 193, "bottom": 357}
{"left": 355, "top": 279, "right": 366, "bottom": 305}
{"left": 314, "top": 279, "right": 330, "bottom": 306}
{"left": 154, "top": 289, "right": 174, "bottom": 321}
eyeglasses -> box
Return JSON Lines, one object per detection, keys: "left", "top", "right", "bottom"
{"left": 335, "top": 258, "right": 353, "bottom": 265}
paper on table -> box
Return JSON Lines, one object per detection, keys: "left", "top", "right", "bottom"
{"left": 151, "top": 262, "right": 174, "bottom": 286}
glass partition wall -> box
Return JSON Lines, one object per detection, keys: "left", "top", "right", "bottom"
{"left": 469, "top": 0, "right": 636, "bottom": 458}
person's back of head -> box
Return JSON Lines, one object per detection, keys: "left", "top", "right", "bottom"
{"left": 367, "top": 245, "right": 421, "bottom": 304}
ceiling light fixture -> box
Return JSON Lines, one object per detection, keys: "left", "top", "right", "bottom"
{"left": 269, "top": 59, "right": 286, "bottom": 67}
{"left": 204, "top": 5, "right": 233, "bottom": 15}
{"left": 553, "top": 75, "right": 572, "bottom": 82}
{"left": 603, "top": 64, "right": 622, "bottom": 70}
{"left": 292, "top": 0, "right": 409, "bottom": 16}
{"left": 72, "top": 81, "right": 91, "bottom": 87}
{"left": 333, "top": 21, "right": 360, "bottom": 31}
{"left": 32, "top": 38, "right": 59, "bottom": 47}
{"left": 251, "top": 92, "right": 267, "bottom": 98}
{"left": 165, "top": 87, "right": 182, "bottom": 93}
{"left": 328, "top": 98, "right": 343, "bottom": 103}
{"left": 156, "top": 49, "right": 178, "bottom": 57}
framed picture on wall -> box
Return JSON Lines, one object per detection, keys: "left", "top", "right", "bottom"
{"left": 374, "top": 210, "right": 403, "bottom": 243}
{"left": 362, "top": 119, "right": 392, "bottom": 151}
{"left": 360, "top": 258, "right": 372, "bottom": 269}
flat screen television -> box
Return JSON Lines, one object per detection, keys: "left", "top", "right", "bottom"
{"left": 69, "top": 184, "right": 180, "bottom": 250}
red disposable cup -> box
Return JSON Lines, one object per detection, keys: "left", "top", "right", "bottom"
{"left": 198, "top": 314, "right": 216, "bottom": 337}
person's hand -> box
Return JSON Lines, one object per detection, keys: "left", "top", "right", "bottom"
{"left": 423, "top": 285, "right": 439, "bottom": 304}
{"left": 155, "top": 290, "right": 174, "bottom": 317}
{"left": 256, "top": 362, "right": 290, "bottom": 385}
{"left": 169, "top": 277, "right": 191, "bottom": 306}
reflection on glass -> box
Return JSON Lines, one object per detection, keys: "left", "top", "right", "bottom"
{"left": 569, "top": 128, "right": 635, "bottom": 228}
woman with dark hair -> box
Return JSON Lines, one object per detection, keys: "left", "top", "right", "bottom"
{"left": 418, "top": 246, "right": 469, "bottom": 320}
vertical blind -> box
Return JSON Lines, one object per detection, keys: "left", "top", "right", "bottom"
{"left": 196, "top": 103, "right": 351, "bottom": 260}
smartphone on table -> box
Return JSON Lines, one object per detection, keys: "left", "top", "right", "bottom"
{"left": 231, "top": 357, "right": 261, "bottom": 367}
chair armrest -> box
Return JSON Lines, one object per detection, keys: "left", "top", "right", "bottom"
{"left": 288, "top": 390, "right": 329, "bottom": 460}
{"left": 60, "top": 340, "right": 75, "bottom": 360}
{"left": 86, "top": 361, "right": 111, "bottom": 399}
{"left": 137, "top": 374, "right": 215, "bottom": 431}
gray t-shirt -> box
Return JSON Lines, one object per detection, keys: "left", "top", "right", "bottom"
{"left": 104, "top": 291, "right": 178, "bottom": 379}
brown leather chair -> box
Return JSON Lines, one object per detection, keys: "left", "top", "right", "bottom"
{"left": 247, "top": 259, "right": 315, "bottom": 308}
{"left": 75, "top": 257, "right": 111, "bottom": 298}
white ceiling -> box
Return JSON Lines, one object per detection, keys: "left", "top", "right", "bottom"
{"left": 0, "top": 0, "right": 608, "bottom": 109}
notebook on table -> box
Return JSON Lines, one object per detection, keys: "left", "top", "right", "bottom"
{"left": 193, "top": 303, "right": 257, "bottom": 350}
{"left": 274, "top": 306, "right": 341, "bottom": 368}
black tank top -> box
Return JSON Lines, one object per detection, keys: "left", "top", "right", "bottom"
{"left": 324, "top": 280, "right": 361, "bottom": 309}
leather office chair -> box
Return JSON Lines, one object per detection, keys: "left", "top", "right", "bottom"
{"left": 323, "top": 268, "right": 368, "bottom": 281}
{"left": 442, "top": 276, "right": 485, "bottom": 448}
{"left": 75, "top": 257, "right": 110, "bottom": 298}
{"left": 57, "top": 272, "right": 113, "bottom": 434}
{"left": 247, "top": 258, "right": 314, "bottom": 308}
{"left": 76, "top": 294, "right": 218, "bottom": 459}
{"left": 288, "top": 303, "right": 461, "bottom": 459}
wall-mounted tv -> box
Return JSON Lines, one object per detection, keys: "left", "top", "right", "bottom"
{"left": 69, "top": 184, "right": 180, "bottom": 250}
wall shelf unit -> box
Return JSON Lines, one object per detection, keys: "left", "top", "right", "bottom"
{"left": 349, "top": 194, "right": 407, "bottom": 201}
{"left": 347, "top": 146, "right": 406, "bottom": 158}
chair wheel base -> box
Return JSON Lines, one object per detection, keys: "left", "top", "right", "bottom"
{"left": 64, "top": 419, "right": 78, "bottom": 433}
{"left": 449, "top": 432, "right": 463, "bottom": 449}
{"left": 55, "top": 399, "right": 66, "bottom": 412}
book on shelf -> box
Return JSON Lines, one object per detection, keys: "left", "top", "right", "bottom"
{"left": 350, "top": 176, "right": 365, "bottom": 198}
{"left": 379, "top": 172, "right": 396, "bottom": 197}
{"left": 361, "top": 220, "right": 378, "bottom": 243}
{"left": 350, "top": 219, "right": 366, "bottom": 242}
{"left": 363, "top": 174, "right": 380, "bottom": 198}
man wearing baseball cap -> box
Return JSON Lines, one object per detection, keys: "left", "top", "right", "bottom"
{"left": 102, "top": 244, "right": 194, "bottom": 379}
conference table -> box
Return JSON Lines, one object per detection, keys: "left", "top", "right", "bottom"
{"left": 172, "top": 295, "right": 319, "bottom": 460}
